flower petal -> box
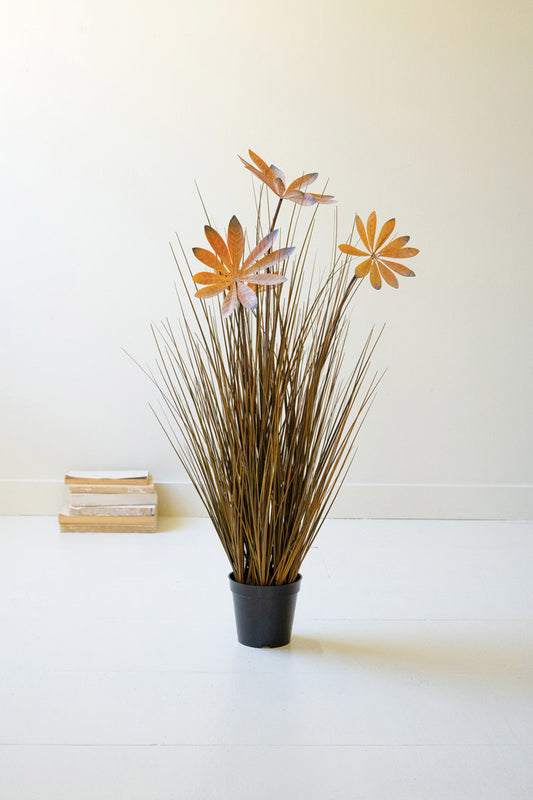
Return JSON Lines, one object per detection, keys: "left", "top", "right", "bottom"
{"left": 195, "top": 283, "right": 228, "bottom": 299}
{"left": 239, "top": 157, "right": 279, "bottom": 194}
{"left": 287, "top": 172, "right": 318, "bottom": 192}
{"left": 192, "top": 247, "right": 226, "bottom": 272}
{"left": 236, "top": 281, "right": 258, "bottom": 310}
{"left": 375, "top": 218, "right": 395, "bottom": 250}
{"left": 246, "top": 273, "right": 287, "bottom": 285}
{"left": 379, "top": 246, "right": 419, "bottom": 259}
{"left": 355, "top": 215, "right": 371, "bottom": 251}
{"left": 204, "top": 226, "right": 232, "bottom": 270}
{"left": 338, "top": 243, "right": 369, "bottom": 257}
{"left": 242, "top": 229, "right": 279, "bottom": 271}
{"left": 192, "top": 271, "right": 229, "bottom": 285}
{"left": 248, "top": 246, "right": 295, "bottom": 274}
{"left": 367, "top": 212, "right": 377, "bottom": 250}
{"left": 378, "top": 235, "right": 410, "bottom": 255}
{"left": 369, "top": 263, "right": 382, "bottom": 289}
{"left": 270, "top": 164, "right": 286, "bottom": 187}
{"left": 309, "top": 193, "right": 336, "bottom": 204}
{"left": 354, "top": 257, "right": 372, "bottom": 278}
{"left": 284, "top": 189, "right": 317, "bottom": 206}
{"left": 221, "top": 285, "right": 238, "bottom": 318}
{"left": 380, "top": 259, "right": 416, "bottom": 277}
{"left": 247, "top": 150, "right": 277, "bottom": 185}
{"left": 378, "top": 263, "right": 399, "bottom": 289}
{"left": 227, "top": 215, "right": 244, "bottom": 270}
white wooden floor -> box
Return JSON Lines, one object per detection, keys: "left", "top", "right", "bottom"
{"left": 0, "top": 516, "right": 532, "bottom": 799}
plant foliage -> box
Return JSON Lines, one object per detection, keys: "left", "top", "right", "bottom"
{"left": 141, "top": 149, "right": 418, "bottom": 585}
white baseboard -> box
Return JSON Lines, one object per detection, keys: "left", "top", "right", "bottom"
{"left": 0, "top": 479, "right": 532, "bottom": 519}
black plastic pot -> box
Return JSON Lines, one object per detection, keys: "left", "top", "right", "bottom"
{"left": 229, "top": 573, "right": 302, "bottom": 648}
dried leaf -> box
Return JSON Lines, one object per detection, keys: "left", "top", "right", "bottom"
{"left": 369, "top": 263, "right": 382, "bottom": 289}
{"left": 193, "top": 247, "right": 225, "bottom": 272}
{"left": 227, "top": 215, "right": 244, "bottom": 269}
{"left": 239, "top": 157, "right": 278, "bottom": 193}
{"left": 338, "top": 244, "right": 368, "bottom": 257}
{"left": 221, "top": 285, "right": 238, "bottom": 318}
{"left": 270, "top": 165, "right": 286, "bottom": 186}
{"left": 246, "top": 273, "right": 287, "bottom": 285}
{"left": 192, "top": 271, "right": 229, "bottom": 285}
{"left": 242, "top": 230, "right": 278, "bottom": 271}
{"left": 309, "top": 193, "right": 336, "bottom": 205}
{"left": 379, "top": 235, "right": 410, "bottom": 255}
{"left": 287, "top": 172, "right": 318, "bottom": 192}
{"left": 367, "top": 212, "right": 377, "bottom": 250}
{"left": 195, "top": 284, "right": 227, "bottom": 299}
{"left": 354, "top": 257, "right": 372, "bottom": 278}
{"left": 204, "top": 226, "right": 232, "bottom": 269}
{"left": 285, "top": 190, "right": 317, "bottom": 206}
{"left": 247, "top": 150, "right": 277, "bottom": 185}
{"left": 249, "top": 246, "right": 295, "bottom": 274}
{"left": 380, "top": 246, "right": 419, "bottom": 259}
{"left": 381, "top": 259, "right": 416, "bottom": 277}
{"left": 355, "top": 215, "right": 371, "bottom": 251}
{"left": 375, "top": 218, "right": 395, "bottom": 250}
{"left": 378, "top": 263, "right": 399, "bottom": 289}
{"left": 236, "top": 281, "right": 258, "bottom": 310}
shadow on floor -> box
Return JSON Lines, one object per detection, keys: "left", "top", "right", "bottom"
{"left": 155, "top": 517, "right": 185, "bottom": 532}
{"left": 289, "top": 632, "right": 533, "bottom": 686}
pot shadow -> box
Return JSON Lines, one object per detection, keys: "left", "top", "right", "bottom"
{"left": 289, "top": 632, "right": 533, "bottom": 687}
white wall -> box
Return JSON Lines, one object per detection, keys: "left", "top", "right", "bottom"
{"left": 1, "top": 0, "right": 532, "bottom": 517}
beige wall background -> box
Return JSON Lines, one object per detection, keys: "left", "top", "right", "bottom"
{"left": 1, "top": 0, "right": 532, "bottom": 517}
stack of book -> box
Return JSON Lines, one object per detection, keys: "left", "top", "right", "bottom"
{"left": 58, "top": 471, "right": 158, "bottom": 532}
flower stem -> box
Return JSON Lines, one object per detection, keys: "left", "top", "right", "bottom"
{"left": 270, "top": 197, "right": 283, "bottom": 236}
{"left": 263, "top": 197, "right": 283, "bottom": 361}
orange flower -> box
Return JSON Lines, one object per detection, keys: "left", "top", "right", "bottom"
{"left": 192, "top": 215, "right": 293, "bottom": 318}
{"left": 339, "top": 213, "right": 419, "bottom": 289}
{"left": 239, "top": 149, "right": 335, "bottom": 206}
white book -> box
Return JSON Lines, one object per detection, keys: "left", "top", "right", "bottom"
{"left": 69, "top": 485, "right": 155, "bottom": 494}
{"left": 65, "top": 471, "right": 153, "bottom": 488}
{"left": 69, "top": 505, "right": 156, "bottom": 517}
{"left": 58, "top": 506, "right": 157, "bottom": 533}
{"left": 66, "top": 470, "right": 149, "bottom": 481}
{"left": 68, "top": 491, "right": 158, "bottom": 506}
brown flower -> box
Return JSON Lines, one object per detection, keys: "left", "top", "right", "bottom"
{"left": 239, "top": 149, "right": 335, "bottom": 206}
{"left": 192, "top": 215, "right": 293, "bottom": 318}
{"left": 339, "top": 213, "right": 419, "bottom": 289}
